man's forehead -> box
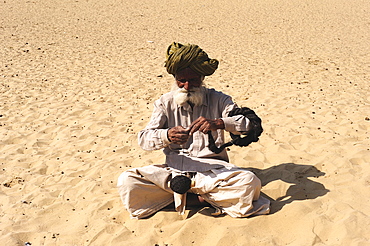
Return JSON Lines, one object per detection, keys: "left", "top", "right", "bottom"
{"left": 175, "top": 68, "right": 202, "bottom": 79}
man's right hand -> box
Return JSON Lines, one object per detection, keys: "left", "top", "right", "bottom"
{"left": 168, "top": 126, "right": 190, "bottom": 145}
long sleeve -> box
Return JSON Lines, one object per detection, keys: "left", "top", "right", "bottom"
{"left": 138, "top": 99, "right": 171, "bottom": 151}
{"left": 222, "top": 114, "right": 251, "bottom": 135}
{"left": 218, "top": 96, "right": 252, "bottom": 135}
{"left": 137, "top": 88, "right": 254, "bottom": 171}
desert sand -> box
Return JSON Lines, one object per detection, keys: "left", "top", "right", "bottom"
{"left": 1, "top": 0, "right": 369, "bottom": 245}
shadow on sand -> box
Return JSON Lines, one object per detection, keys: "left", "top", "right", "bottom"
{"left": 247, "top": 163, "right": 329, "bottom": 214}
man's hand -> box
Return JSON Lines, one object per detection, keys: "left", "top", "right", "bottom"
{"left": 188, "top": 116, "right": 225, "bottom": 135}
{"left": 168, "top": 126, "right": 190, "bottom": 145}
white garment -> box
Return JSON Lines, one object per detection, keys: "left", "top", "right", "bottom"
{"left": 117, "top": 164, "right": 270, "bottom": 219}
{"left": 138, "top": 88, "right": 251, "bottom": 171}
{"left": 118, "top": 88, "right": 270, "bottom": 218}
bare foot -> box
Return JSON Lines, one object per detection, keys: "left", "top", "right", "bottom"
{"left": 186, "top": 193, "right": 209, "bottom": 207}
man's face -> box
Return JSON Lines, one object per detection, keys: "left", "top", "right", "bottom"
{"left": 175, "top": 68, "right": 204, "bottom": 91}
{"left": 172, "top": 68, "right": 205, "bottom": 107}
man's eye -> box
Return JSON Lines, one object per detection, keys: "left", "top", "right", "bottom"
{"left": 192, "top": 80, "right": 202, "bottom": 85}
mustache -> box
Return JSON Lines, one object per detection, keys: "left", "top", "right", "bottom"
{"left": 172, "top": 85, "right": 205, "bottom": 106}
{"left": 172, "top": 84, "right": 201, "bottom": 92}
{"left": 177, "top": 87, "right": 200, "bottom": 93}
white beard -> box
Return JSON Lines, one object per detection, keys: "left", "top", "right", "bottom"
{"left": 172, "top": 84, "right": 205, "bottom": 107}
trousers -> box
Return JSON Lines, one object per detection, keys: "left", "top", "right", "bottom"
{"left": 117, "top": 164, "right": 270, "bottom": 219}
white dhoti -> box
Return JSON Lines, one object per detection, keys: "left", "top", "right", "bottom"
{"left": 117, "top": 164, "right": 270, "bottom": 219}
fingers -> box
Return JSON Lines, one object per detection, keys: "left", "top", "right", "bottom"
{"left": 168, "top": 118, "right": 221, "bottom": 145}
{"left": 168, "top": 126, "right": 190, "bottom": 145}
{"left": 187, "top": 120, "right": 198, "bottom": 134}
{"left": 188, "top": 117, "right": 214, "bottom": 134}
{"left": 189, "top": 120, "right": 204, "bottom": 135}
{"left": 170, "top": 137, "right": 188, "bottom": 145}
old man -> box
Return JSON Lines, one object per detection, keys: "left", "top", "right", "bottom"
{"left": 117, "top": 42, "right": 270, "bottom": 219}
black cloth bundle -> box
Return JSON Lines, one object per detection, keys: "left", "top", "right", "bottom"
{"left": 208, "top": 107, "right": 263, "bottom": 154}
{"left": 169, "top": 175, "right": 192, "bottom": 194}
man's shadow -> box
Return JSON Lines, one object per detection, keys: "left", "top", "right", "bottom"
{"left": 247, "top": 163, "right": 329, "bottom": 214}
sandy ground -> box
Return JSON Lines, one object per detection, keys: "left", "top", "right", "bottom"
{"left": 1, "top": 0, "right": 370, "bottom": 245}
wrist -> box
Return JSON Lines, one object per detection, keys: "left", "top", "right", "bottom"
{"left": 216, "top": 119, "right": 225, "bottom": 129}
{"left": 163, "top": 129, "right": 172, "bottom": 145}
{"left": 167, "top": 128, "right": 172, "bottom": 142}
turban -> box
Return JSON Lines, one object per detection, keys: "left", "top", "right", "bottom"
{"left": 165, "top": 42, "right": 219, "bottom": 76}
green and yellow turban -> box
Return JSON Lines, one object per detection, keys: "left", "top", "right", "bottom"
{"left": 165, "top": 42, "right": 219, "bottom": 76}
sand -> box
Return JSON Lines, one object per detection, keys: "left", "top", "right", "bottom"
{"left": 1, "top": 0, "right": 369, "bottom": 245}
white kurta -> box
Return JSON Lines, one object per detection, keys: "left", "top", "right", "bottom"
{"left": 117, "top": 88, "right": 270, "bottom": 218}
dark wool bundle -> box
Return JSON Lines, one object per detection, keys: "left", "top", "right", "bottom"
{"left": 170, "top": 175, "right": 192, "bottom": 194}
{"left": 208, "top": 107, "right": 263, "bottom": 154}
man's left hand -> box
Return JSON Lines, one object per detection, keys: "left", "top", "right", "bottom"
{"left": 188, "top": 116, "right": 225, "bottom": 135}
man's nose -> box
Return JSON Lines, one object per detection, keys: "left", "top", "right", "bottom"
{"left": 183, "top": 82, "right": 192, "bottom": 90}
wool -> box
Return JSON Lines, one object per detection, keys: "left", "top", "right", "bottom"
{"left": 208, "top": 107, "right": 263, "bottom": 154}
